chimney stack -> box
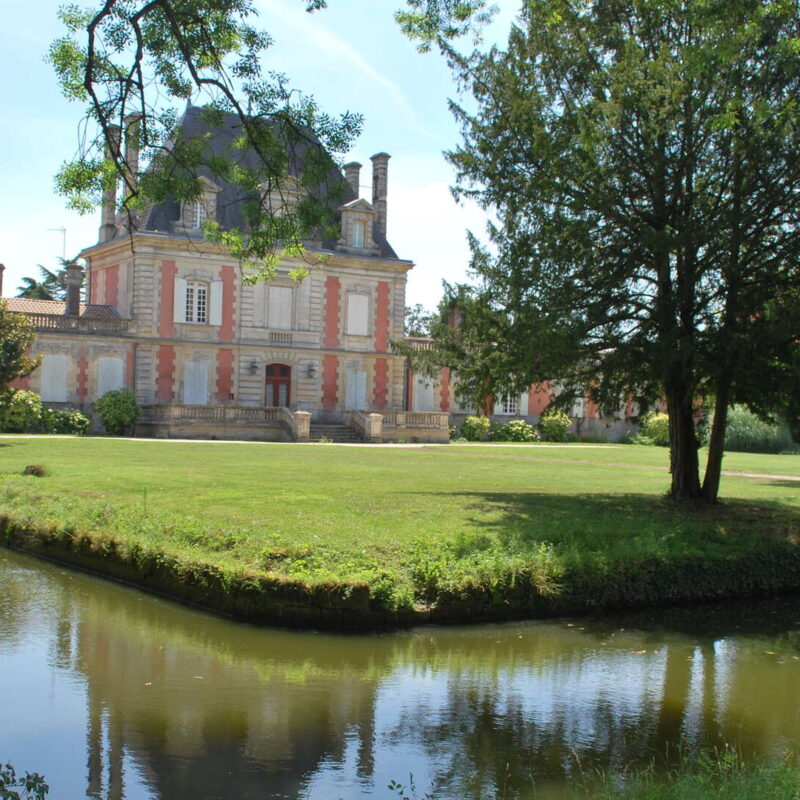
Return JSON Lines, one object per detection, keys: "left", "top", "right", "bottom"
{"left": 370, "top": 152, "right": 390, "bottom": 238}
{"left": 123, "top": 114, "right": 142, "bottom": 204}
{"left": 99, "top": 124, "right": 122, "bottom": 243}
{"left": 65, "top": 262, "right": 82, "bottom": 317}
{"left": 343, "top": 162, "right": 361, "bottom": 198}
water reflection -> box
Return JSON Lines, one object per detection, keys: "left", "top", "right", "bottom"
{"left": 1, "top": 549, "right": 799, "bottom": 800}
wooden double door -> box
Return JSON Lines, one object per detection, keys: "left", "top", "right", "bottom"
{"left": 265, "top": 363, "right": 291, "bottom": 407}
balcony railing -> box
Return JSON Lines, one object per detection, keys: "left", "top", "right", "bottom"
{"left": 403, "top": 337, "right": 436, "bottom": 351}
{"left": 140, "top": 405, "right": 282, "bottom": 423}
{"left": 24, "top": 313, "right": 129, "bottom": 336}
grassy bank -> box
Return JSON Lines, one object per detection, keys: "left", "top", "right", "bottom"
{"left": 1, "top": 438, "right": 799, "bottom": 628}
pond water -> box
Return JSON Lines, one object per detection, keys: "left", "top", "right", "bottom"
{"left": 2, "top": 548, "right": 800, "bottom": 800}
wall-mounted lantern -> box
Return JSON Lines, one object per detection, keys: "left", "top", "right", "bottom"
{"left": 248, "top": 360, "right": 258, "bottom": 376}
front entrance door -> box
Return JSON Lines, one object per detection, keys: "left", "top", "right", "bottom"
{"left": 265, "top": 364, "right": 291, "bottom": 407}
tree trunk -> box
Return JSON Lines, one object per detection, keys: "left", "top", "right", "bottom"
{"left": 702, "top": 386, "right": 730, "bottom": 504}
{"left": 666, "top": 383, "right": 702, "bottom": 501}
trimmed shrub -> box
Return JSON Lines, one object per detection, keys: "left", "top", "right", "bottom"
{"left": 0, "top": 389, "right": 43, "bottom": 432}
{"left": 95, "top": 389, "right": 140, "bottom": 436}
{"left": 41, "top": 407, "right": 91, "bottom": 435}
{"left": 639, "top": 411, "right": 670, "bottom": 446}
{"left": 460, "top": 415, "right": 491, "bottom": 441}
{"left": 538, "top": 409, "right": 571, "bottom": 442}
{"left": 723, "top": 406, "right": 795, "bottom": 454}
{"left": 491, "top": 419, "right": 539, "bottom": 442}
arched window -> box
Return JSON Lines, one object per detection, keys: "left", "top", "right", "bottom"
{"left": 265, "top": 364, "right": 291, "bottom": 407}
{"left": 185, "top": 281, "right": 208, "bottom": 324}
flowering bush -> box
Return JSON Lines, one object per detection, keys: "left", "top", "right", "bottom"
{"left": 492, "top": 419, "right": 539, "bottom": 442}
{"left": 0, "top": 389, "right": 43, "bottom": 432}
{"left": 538, "top": 409, "right": 571, "bottom": 442}
{"left": 41, "top": 407, "right": 90, "bottom": 435}
{"left": 460, "top": 415, "right": 491, "bottom": 441}
{"left": 637, "top": 411, "right": 670, "bottom": 446}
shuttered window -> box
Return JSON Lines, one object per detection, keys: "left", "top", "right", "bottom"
{"left": 346, "top": 294, "right": 369, "bottom": 336}
{"left": 268, "top": 286, "right": 293, "bottom": 330}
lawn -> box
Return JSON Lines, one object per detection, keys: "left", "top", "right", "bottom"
{"left": 1, "top": 437, "right": 799, "bottom": 625}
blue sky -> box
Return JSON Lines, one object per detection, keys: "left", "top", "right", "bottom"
{"left": 0, "top": 0, "right": 514, "bottom": 309}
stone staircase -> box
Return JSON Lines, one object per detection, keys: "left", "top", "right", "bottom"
{"left": 307, "top": 423, "right": 364, "bottom": 443}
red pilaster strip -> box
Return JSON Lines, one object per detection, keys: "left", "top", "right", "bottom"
{"left": 439, "top": 367, "right": 450, "bottom": 412}
{"left": 218, "top": 265, "right": 235, "bottom": 343}
{"left": 528, "top": 381, "right": 551, "bottom": 415}
{"left": 90, "top": 272, "right": 100, "bottom": 304}
{"left": 406, "top": 367, "right": 414, "bottom": 411}
{"left": 374, "top": 281, "right": 390, "bottom": 352}
{"left": 77, "top": 346, "right": 89, "bottom": 401}
{"left": 156, "top": 345, "right": 175, "bottom": 403}
{"left": 105, "top": 265, "right": 119, "bottom": 307}
{"left": 322, "top": 355, "right": 338, "bottom": 411}
{"left": 159, "top": 261, "right": 177, "bottom": 338}
{"left": 216, "top": 348, "right": 234, "bottom": 403}
{"left": 324, "top": 276, "right": 341, "bottom": 349}
{"left": 373, "top": 358, "right": 388, "bottom": 409}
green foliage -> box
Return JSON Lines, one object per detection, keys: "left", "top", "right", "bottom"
{"left": 637, "top": 412, "right": 670, "bottom": 447}
{"left": 0, "top": 301, "right": 40, "bottom": 394}
{"left": 723, "top": 407, "right": 796, "bottom": 454}
{"left": 48, "top": 0, "right": 363, "bottom": 270}
{"left": 0, "top": 390, "right": 43, "bottom": 433}
{"left": 491, "top": 418, "right": 538, "bottom": 442}
{"left": 41, "top": 407, "right": 91, "bottom": 436}
{"left": 95, "top": 389, "right": 140, "bottom": 436}
{"left": 407, "top": 0, "right": 800, "bottom": 502}
{"left": 538, "top": 410, "right": 571, "bottom": 442}
{"left": 0, "top": 762, "right": 48, "bottom": 800}
{"left": 460, "top": 414, "right": 490, "bottom": 441}
{"left": 580, "top": 751, "right": 800, "bottom": 800}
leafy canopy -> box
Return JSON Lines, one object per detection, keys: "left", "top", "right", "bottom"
{"left": 0, "top": 302, "right": 41, "bottom": 395}
{"left": 48, "top": 0, "right": 363, "bottom": 277}
{"left": 403, "top": 0, "right": 800, "bottom": 501}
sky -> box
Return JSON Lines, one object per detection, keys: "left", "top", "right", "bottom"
{"left": 0, "top": 0, "right": 516, "bottom": 309}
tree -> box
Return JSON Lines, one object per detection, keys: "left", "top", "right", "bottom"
{"left": 404, "top": 304, "right": 436, "bottom": 337}
{"left": 407, "top": 0, "right": 800, "bottom": 503}
{"left": 48, "top": 0, "right": 364, "bottom": 276}
{"left": 0, "top": 301, "right": 40, "bottom": 395}
{"left": 16, "top": 258, "right": 85, "bottom": 302}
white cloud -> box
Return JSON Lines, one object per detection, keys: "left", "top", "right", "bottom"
{"left": 388, "top": 181, "right": 492, "bottom": 309}
{"left": 261, "top": 0, "right": 439, "bottom": 141}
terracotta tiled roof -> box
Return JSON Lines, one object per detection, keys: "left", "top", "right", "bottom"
{"left": 2, "top": 298, "right": 120, "bottom": 319}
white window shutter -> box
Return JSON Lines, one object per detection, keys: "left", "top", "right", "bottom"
{"left": 346, "top": 294, "right": 369, "bottom": 336}
{"left": 41, "top": 355, "right": 68, "bottom": 403}
{"left": 209, "top": 280, "right": 223, "bottom": 326}
{"left": 97, "top": 357, "right": 124, "bottom": 397}
{"left": 173, "top": 277, "right": 187, "bottom": 323}
{"left": 268, "top": 286, "right": 292, "bottom": 330}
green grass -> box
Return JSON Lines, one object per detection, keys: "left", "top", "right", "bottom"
{"left": 1, "top": 438, "right": 799, "bottom": 622}
{"left": 577, "top": 751, "right": 800, "bottom": 800}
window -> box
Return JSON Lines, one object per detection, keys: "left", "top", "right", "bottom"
{"left": 185, "top": 281, "right": 208, "bottom": 324}
{"left": 40, "top": 354, "right": 68, "bottom": 403}
{"left": 191, "top": 201, "right": 207, "bottom": 229}
{"left": 497, "top": 393, "right": 518, "bottom": 415}
{"left": 352, "top": 219, "right": 365, "bottom": 248}
{"left": 97, "top": 357, "right": 124, "bottom": 397}
{"left": 414, "top": 375, "right": 435, "bottom": 412}
{"left": 183, "top": 360, "right": 208, "bottom": 405}
{"left": 346, "top": 293, "right": 369, "bottom": 336}
{"left": 268, "top": 286, "right": 293, "bottom": 330}
{"left": 346, "top": 368, "right": 367, "bottom": 410}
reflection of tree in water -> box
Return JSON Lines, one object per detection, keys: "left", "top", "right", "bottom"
{"left": 4, "top": 552, "right": 800, "bottom": 800}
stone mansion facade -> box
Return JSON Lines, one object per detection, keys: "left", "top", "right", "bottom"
{"left": 3, "top": 109, "right": 634, "bottom": 443}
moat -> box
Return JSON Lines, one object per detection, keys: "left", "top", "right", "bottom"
{"left": 2, "top": 548, "right": 800, "bottom": 799}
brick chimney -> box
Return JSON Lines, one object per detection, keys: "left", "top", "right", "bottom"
{"left": 370, "top": 153, "right": 390, "bottom": 238}
{"left": 99, "top": 125, "right": 122, "bottom": 243}
{"left": 343, "top": 162, "right": 361, "bottom": 198}
{"left": 65, "top": 262, "right": 82, "bottom": 316}
{"left": 123, "top": 113, "right": 142, "bottom": 204}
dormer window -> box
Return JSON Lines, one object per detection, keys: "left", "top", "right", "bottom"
{"left": 352, "top": 220, "right": 365, "bottom": 248}
{"left": 185, "top": 281, "right": 208, "bottom": 323}
{"left": 192, "top": 201, "right": 207, "bottom": 230}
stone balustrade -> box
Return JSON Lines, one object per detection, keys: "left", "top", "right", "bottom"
{"left": 25, "top": 313, "right": 129, "bottom": 336}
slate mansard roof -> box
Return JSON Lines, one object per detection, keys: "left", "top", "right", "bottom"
{"left": 139, "top": 106, "right": 398, "bottom": 260}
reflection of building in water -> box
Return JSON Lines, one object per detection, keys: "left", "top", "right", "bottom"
{"left": 50, "top": 578, "right": 384, "bottom": 800}
{"left": 4, "top": 554, "right": 800, "bottom": 800}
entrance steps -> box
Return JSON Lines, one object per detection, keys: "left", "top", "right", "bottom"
{"left": 307, "top": 424, "right": 364, "bottom": 443}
